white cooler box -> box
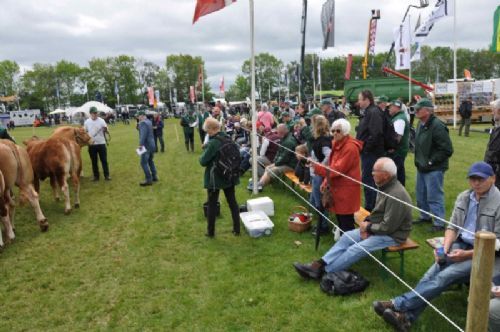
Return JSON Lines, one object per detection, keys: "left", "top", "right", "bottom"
{"left": 240, "top": 210, "right": 274, "bottom": 238}
{"left": 246, "top": 197, "right": 274, "bottom": 216}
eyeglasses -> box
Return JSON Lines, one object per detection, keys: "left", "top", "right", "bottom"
{"left": 332, "top": 129, "right": 342, "bottom": 134}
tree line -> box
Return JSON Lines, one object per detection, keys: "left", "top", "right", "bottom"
{"left": 0, "top": 46, "right": 498, "bottom": 112}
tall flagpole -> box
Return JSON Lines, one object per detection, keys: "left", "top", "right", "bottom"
{"left": 312, "top": 55, "right": 316, "bottom": 104}
{"left": 452, "top": 0, "right": 457, "bottom": 129}
{"left": 408, "top": 14, "right": 412, "bottom": 105}
{"left": 318, "top": 56, "right": 322, "bottom": 102}
{"left": 250, "top": 0, "right": 258, "bottom": 195}
{"left": 201, "top": 65, "right": 205, "bottom": 104}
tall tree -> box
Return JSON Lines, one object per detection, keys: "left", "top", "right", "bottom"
{"left": 242, "top": 53, "right": 283, "bottom": 101}
{"left": 0, "top": 60, "right": 20, "bottom": 96}
{"left": 226, "top": 75, "right": 250, "bottom": 101}
{"left": 166, "top": 54, "right": 210, "bottom": 103}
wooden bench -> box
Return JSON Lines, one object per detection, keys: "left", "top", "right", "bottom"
{"left": 283, "top": 171, "right": 312, "bottom": 194}
{"left": 354, "top": 207, "right": 420, "bottom": 277}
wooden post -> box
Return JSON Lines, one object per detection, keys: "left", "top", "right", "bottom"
{"left": 466, "top": 231, "right": 496, "bottom": 332}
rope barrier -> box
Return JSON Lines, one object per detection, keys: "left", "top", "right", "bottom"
{"left": 259, "top": 160, "right": 464, "bottom": 332}
{"left": 241, "top": 126, "right": 475, "bottom": 237}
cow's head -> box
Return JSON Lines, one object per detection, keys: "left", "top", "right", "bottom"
{"left": 22, "top": 136, "right": 42, "bottom": 147}
{"left": 74, "top": 128, "right": 93, "bottom": 146}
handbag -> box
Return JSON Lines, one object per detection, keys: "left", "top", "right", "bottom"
{"left": 321, "top": 167, "right": 334, "bottom": 210}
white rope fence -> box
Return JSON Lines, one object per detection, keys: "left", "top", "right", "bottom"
{"left": 235, "top": 125, "right": 476, "bottom": 331}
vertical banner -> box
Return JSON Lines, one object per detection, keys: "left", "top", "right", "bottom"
{"left": 368, "top": 19, "right": 377, "bottom": 56}
{"left": 190, "top": 86, "right": 196, "bottom": 103}
{"left": 345, "top": 54, "right": 353, "bottom": 80}
{"left": 394, "top": 19, "right": 411, "bottom": 70}
{"left": 492, "top": 6, "right": 500, "bottom": 53}
{"left": 321, "top": 0, "right": 335, "bottom": 50}
{"left": 154, "top": 90, "right": 160, "bottom": 108}
{"left": 147, "top": 87, "right": 155, "bottom": 106}
{"left": 219, "top": 76, "right": 225, "bottom": 96}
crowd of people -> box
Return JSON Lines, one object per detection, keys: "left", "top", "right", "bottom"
{"left": 195, "top": 94, "right": 500, "bottom": 331}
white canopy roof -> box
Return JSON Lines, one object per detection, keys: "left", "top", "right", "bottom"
{"left": 69, "top": 101, "right": 114, "bottom": 117}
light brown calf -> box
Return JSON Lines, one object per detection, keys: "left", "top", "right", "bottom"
{"left": 51, "top": 126, "right": 93, "bottom": 147}
{"left": 24, "top": 137, "right": 82, "bottom": 215}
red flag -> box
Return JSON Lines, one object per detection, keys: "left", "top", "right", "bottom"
{"left": 196, "top": 64, "right": 203, "bottom": 90}
{"left": 193, "top": 0, "right": 236, "bottom": 24}
{"left": 147, "top": 87, "right": 155, "bottom": 106}
{"left": 190, "top": 86, "right": 196, "bottom": 103}
{"left": 219, "top": 76, "right": 225, "bottom": 94}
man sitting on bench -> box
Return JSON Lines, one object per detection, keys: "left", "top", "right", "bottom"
{"left": 374, "top": 161, "right": 500, "bottom": 332}
{"left": 293, "top": 157, "right": 413, "bottom": 280}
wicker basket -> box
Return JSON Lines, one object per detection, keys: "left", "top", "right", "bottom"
{"left": 288, "top": 206, "right": 312, "bottom": 233}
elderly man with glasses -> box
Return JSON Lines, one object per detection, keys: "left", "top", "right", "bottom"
{"left": 293, "top": 157, "right": 413, "bottom": 281}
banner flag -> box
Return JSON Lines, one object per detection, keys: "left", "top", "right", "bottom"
{"left": 394, "top": 19, "right": 411, "bottom": 70}
{"left": 190, "top": 86, "right": 196, "bottom": 103}
{"left": 368, "top": 18, "right": 378, "bottom": 56}
{"left": 219, "top": 76, "right": 225, "bottom": 95}
{"left": 147, "top": 87, "right": 155, "bottom": 106}
{"left": 492, "top": 6, "right": 500, "bottom": 53}
{"left": 345, "top": 54, "right": 353, "bottom": 80}
{"left": 196, "top": 64, "right": 204, "bottom": 90}
{"left": 321, "top": 0, "right": 335, "bottom": 49}
{"left": 114, "top": 81, "right": 119, "bottom": 96}
{"left": 193, "top": 0, "right": 236, "bottom": 24}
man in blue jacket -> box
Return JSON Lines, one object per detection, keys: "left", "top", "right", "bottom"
{"left": 137, "top": 110, "right": 158, "bottom": 186}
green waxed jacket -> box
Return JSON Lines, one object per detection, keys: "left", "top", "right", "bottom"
{"left": 414, "top": 115, "right": 453, "bottom": 173}
{"left": 199, "top": 132, "right": 240, "bottom": 190}
{"left": 181, "top": 113, "right": 197, "bottom": 134}
{"left": 274, "top": 132, "right": 298, "bottom": 168}
{"left": 390, "top": 110, "right": 410, "bottom": 158}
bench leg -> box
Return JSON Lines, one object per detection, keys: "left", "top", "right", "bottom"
{"left": 380, "top": 250, "right": 388, "bottom": 279}
{"left": 399, "top": 251, "right": 405, "bottom": 278}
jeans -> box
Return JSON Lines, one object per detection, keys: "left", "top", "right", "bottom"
{"left": 240, "top": 148, "right": 251, "bottom": 173}
{"left": 393, "top": 241, "right": 473, "bottom": 322}
{"left": 154, "top": 133, "right": 164, "bottom": 152}
{"left": 416, "top": 170, "right": 445, "bottom": 226}
{"left": 490, "top": 298, "right": 500, "bottom": 332}
{"left": 321, "top": 229, "right": 397, "bottom": 273}
{"left": 88, "top": 144, "right": 109, "bottom": 179}
{"left": 310, "top": 175, "right": 328, "bottom": 232}
{"left": 459, "top": 118, "right": 471, "bottom": 136}
{"left": 390, "top": 154, "right": 406, "bottom": 187}
{"left": 140, "top": 150, "right": 157, "bottom": 183}
{"left": 361, "top": 152, "right": 378, "bottom": 211}
{"left": 207, "top": 186, "right": 240, "bottom": 236}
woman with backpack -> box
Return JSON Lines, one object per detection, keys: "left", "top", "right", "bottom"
{"left": 199, "top": 117, "right": 241, "bottom": 238}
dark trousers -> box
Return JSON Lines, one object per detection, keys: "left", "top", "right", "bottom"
{"left": 184, "top": 131, "right": 194, "bottom": 151}
{"left": 199, "top": 129, "right": 206, "bottom": 144}
{"left": 154, "top": 133, "right": 165, "bottom": 152}
{"left": 88, "top": 144, "right": 109, "bottom": 179}
{"left": 459, "top": 118, "right": 471, "bottom": 136}
{"left": 336, "top": 214, "right": 355, "bottom": 233}
{"left": 207, "top": 186, "right": 240, "bottom": 236}
{"left": 391, "top": 154, "right": 406, "bottom": 187}
{"left": 361, "top": 152, "right": 378, "bottom": 211}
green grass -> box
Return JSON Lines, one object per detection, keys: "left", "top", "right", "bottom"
{"left": 0, "top": 120, "right": 491, "bottom": 331}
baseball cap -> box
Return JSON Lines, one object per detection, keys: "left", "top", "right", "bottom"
{"left": 376, "top": 95, "right": 389, "bottom": 103}
{"left": 305, "top": 108, "right": 322, "bottom": 119}
{"left": 467, "top": 162, "right": 494, "bottom": 179}
{"left": 390, "top": 100, "right": 403, "bottom": 108}
{"left": 414, "top": 98, "right": 434, "bottom": 110}
{"left": 320, "top": 99, "right": 332, "bottom": 106}
{"left": 137, "top": 110, "right": 146, "bottom": 116}
{"left": 281, "top": 111, "right": 290, "bottom": 117}
{"left": 89, "top": 106, "right": 98, "bottom": 114}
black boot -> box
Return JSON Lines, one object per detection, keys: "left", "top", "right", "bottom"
{"left": 185, "top": 142, "right": 190, "bottom": 152}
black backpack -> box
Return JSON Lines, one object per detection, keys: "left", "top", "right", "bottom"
{"left": 319, "top": 270, "right": 370, "bottom": 296}
{"left": 381, "top": 109, "right": 399, "bottom": 152}
{"left": 213, "top": 136, "right": 241, "bottom": 184}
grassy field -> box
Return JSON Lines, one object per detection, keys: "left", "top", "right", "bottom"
{"left": 0, "top": 119, "right": 492, "bottom": 331}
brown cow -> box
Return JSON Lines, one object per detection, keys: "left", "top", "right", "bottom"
{"left": 24, "top": 136, "right": 82, "bottom": 215}
{"left": 51, "top": 126, "right": 93, "bottom": 147}
{"left": 0, "top": 144, "right": 18, "bottom": 246}
{"left": 0, "top": 139, "right": 49, "bottom": 232}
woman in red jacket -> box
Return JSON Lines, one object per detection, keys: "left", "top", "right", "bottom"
{"left": 313, "top": 118, "right": 362, "bottom": 232}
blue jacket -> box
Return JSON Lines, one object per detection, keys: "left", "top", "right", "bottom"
{"left": 139, "top": 119, "right": 156, "bottom": 152}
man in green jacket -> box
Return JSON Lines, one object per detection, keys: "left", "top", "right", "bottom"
{"left": 257, "top": 124, "right": 298, "bottom": 188}
{"left": 181, "top": 108, "right": 197, "bottom": 152}
{"left": 413, "top": 98, "right": 453, "bottom": 231}
{"left": 197, "top": 107, "right": 210, "bottom": 144}
{"left": 387, "top": 100, "right": 410, "bottom": 186}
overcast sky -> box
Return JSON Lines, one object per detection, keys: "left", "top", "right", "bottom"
{"left": 0, "top": 0, "right": 496, "bottom": 89}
